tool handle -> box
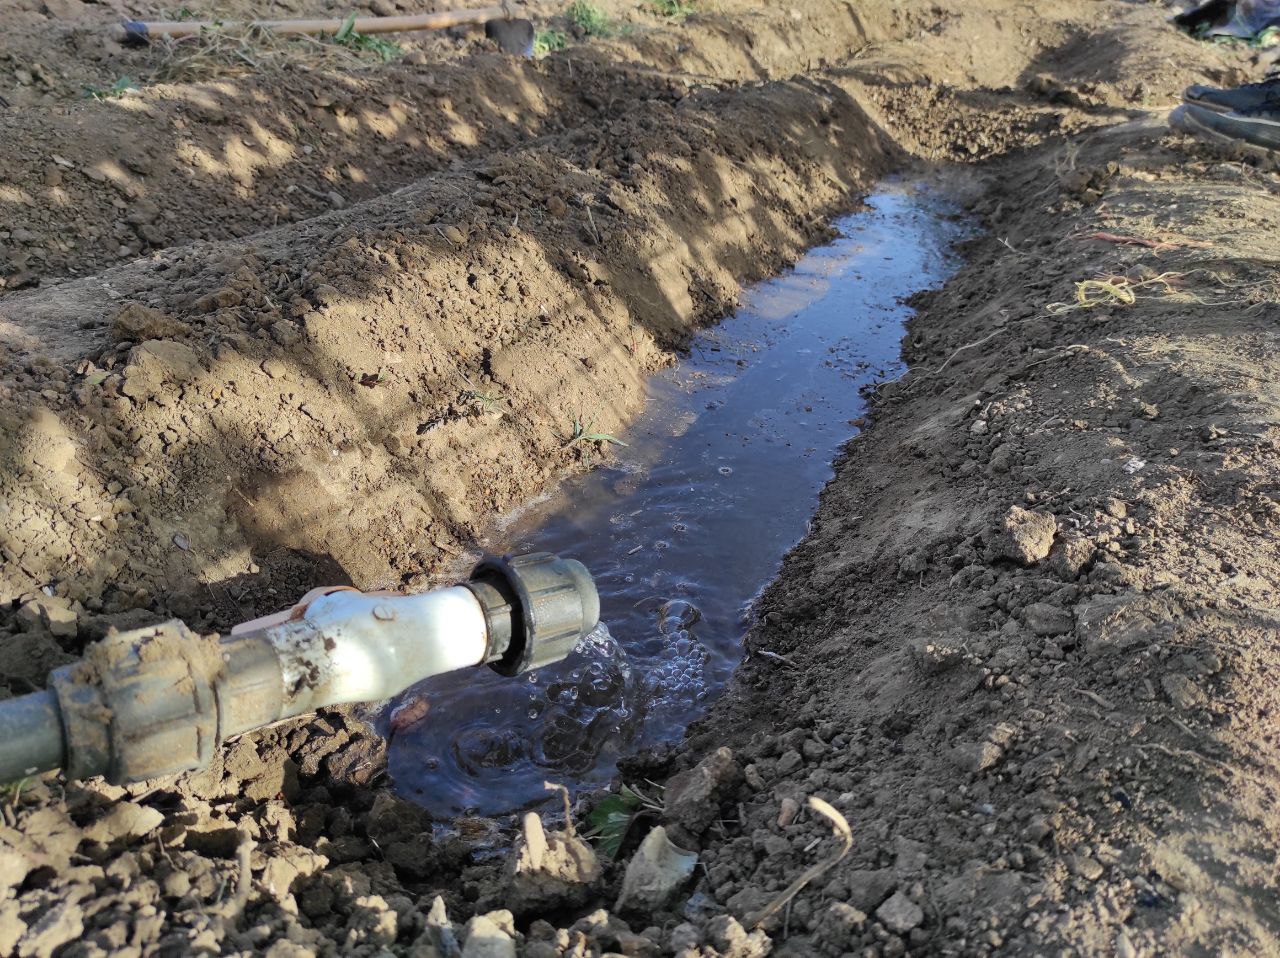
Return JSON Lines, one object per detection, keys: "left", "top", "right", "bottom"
{"left": 115, "top": 4, "right": 512, "bottom": 43}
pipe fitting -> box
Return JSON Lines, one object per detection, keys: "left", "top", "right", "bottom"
{"left": 0, "top": 552, "right": 598, "bottom": 786}
{"left": 469, "top": 552, "right": 600, "bottom": 675}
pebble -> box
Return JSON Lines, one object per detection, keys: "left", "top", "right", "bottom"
{"left": 875, "top": 890, "right": 924, "bottom": 935}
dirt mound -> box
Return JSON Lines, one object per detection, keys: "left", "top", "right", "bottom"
{"left": 1, "top": 0, "right": 1277, "bottom": 955}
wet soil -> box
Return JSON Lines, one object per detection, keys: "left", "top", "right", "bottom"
{"left": 0, "top": 0, "right": 1278, "bottom": 956}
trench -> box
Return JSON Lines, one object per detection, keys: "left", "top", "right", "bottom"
{"left": 385, "top": 182, "right": 971, "bottom": 818}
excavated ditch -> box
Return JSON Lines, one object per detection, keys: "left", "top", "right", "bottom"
{"left": 385, "top": 184, "right": 970, "bottom": 817}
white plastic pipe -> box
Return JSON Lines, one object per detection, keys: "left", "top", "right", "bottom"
{"left": 261, "top": 586, "right": 490, "bottom": 719}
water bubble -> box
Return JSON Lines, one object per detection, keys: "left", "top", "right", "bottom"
{"left": 718, "top": 465, "right": 733, "bottom": 475}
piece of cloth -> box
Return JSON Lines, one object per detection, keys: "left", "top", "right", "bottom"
{"left": 1175, "top": 0, "right": 1280, "bottom": 40}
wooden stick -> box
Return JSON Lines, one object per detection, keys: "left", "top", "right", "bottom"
{"left": 114, "top": 4, "right": 514, "bottom": 43}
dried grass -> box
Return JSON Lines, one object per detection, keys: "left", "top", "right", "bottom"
{"left": 145, "top": 23, "right": 395, "bottom": 84}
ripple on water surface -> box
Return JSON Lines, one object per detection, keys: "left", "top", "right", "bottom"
{"left": 385, "top": 185, "right": 971, "bottom": 817}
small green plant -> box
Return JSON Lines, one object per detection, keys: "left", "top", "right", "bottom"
{"left": 4, "top": 777, "right": 30, "bottom": 810}
{"left": 650, "top": 0, "right": 695, "bottom": 20}
{"left": 83, "top": 76, "right": 139, "bottom": 100}
{"left": 565, "top": 414, "right": 627, "bottom": 448}
{"left": 467, "top": 389, "right": 505, "bottom": 414}
{"left": 567, "top": 0, "right": 611, "bottom": 36}
{"left": 332, "top": 12, "right": 403, "bottom": 62}
{"left": 585, "top": 783, "right": 662, "bottom": 858}
{"left": 534, "top": 27, "right": 569, "bottom": 55}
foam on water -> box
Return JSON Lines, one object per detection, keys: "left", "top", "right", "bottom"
{"left": 386, "top": 184, "right": 971, "bottom": 817}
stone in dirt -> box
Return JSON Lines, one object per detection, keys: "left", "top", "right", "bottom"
{"left": 909, "top": 632, "right": 966, "bottom": 674}
{"left": 875, "top": 889, "right": 924, "bottom": 935}
{"left": 663, "top": 746, "right": 743, "bottom": 835}
{"left": 616, "top": 826, "right": 698, "bottom": 912}
{"left": 503, "top": 812, "right": 601, "bottom": 915}
{"left": 818, "top": 902, "right": 867, "bottom": 951}
{"left": 413, "top": 895, "right": 462, "bottom": 958}
{"left": 991, "top": 505, "right": 1057, "bottom": 565}
{"left": 120, "top": 340, "right": 202, "bottom": 401}
{"left": 844, "top": 868, "right": 897, "bottom": 913}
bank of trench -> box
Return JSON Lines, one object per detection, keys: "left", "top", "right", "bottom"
{"left": 0, "top": 0, "right": 926, "bottom": 291}
{"left": 0, "top": 0, "right": 1277, "bottom": 955}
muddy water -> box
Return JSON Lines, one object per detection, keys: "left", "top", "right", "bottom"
{"left": 386, "top": 184, "right": 970, "bottom": 817}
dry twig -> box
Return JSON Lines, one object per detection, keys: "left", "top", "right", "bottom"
{"left": 748, "top": 797, "right": 852, "bottom": 928}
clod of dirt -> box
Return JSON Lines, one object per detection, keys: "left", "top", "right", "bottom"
{"left": 503, "top": 811, "right": 601, "bottom": 915}
{"left": 704, "top": 915, "right": 771, "bottom": 958}
{"left": 112, "top": 302, "right": 189, "bottom": 341}
{"left": 1048, "top": 531, "right": 1096, "bottom": 580}
{"left": 417, "top": 895, "right": 462, "bottom": 957}
{"left": 16, "top": 595, "right": 78, "bottom": 638}
{"left": 615, "top": 825, "right": 698, "bottom": 912}
{"left": 662, "top": 746, "right": 743, "bottom": 836}
{"left": 991, "top": 504, "right": 1057, "bottom": 565}
{"left": 1021, "top": 601, "right": 1074, "bottom": 636}
{"left": 460, "top": 911, "right": 517, "bottom": 958}
{"left": 81, "top": 801, "right": 164, "bottom": 844}
{"left": 1074, "top": 591, "right": 1178, "bottom": 658}
{"left": 119, "top": 339, "right": 202, "bottom": 402}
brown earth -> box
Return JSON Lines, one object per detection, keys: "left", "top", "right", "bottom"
{"left": 2, "top": 0, "right": 1279, "bottom": 956}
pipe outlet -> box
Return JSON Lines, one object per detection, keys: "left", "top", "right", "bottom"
{"left": 0, "top": 552, "right": 597, "bottom": 786}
